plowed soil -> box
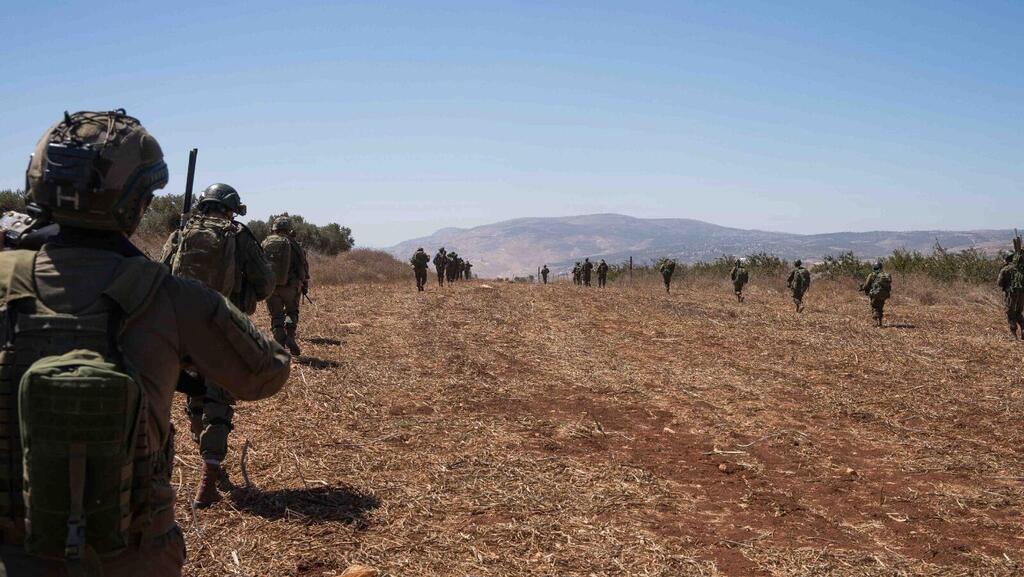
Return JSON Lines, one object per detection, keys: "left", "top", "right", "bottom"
{"left": 174, "top": 278, "right": 1024, "bottom": 576}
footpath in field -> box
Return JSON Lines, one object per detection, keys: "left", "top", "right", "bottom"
{"left": 174, "top": 280, "right": 1024, "bottom": 577}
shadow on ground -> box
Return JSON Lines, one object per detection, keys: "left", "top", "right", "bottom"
{"left": 305, "top": 337, "right": 344, "bottom": 346}
{"left": 231, "top": 485, "right": 380, "bottom": 527}
{"left": 296, "top": 356, "right": 341, "bottom": 369}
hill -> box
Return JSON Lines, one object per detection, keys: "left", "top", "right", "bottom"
{"left": 182, "top": 278, "right": 1023, "bottom": 576}
{"left": 386, "top": 214, "right": 1012, "bottom": 278}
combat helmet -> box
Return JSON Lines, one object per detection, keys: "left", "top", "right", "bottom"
{"left": 197, "top": 183, "right": 246, "bottom": 216}
{"left": 272, "top": 215, "right": 292, "bottom": 232}
{"left": 1005, "top": 254, "right": 1014, "bottom": 264}
{"left": 25, "top": 109, "right": 168, "bottom": 232}
{"left": 794, "top": 259, "right": 802, "bottom": 267}
{"left": 873, "top": 260, "right": 883, "bottom": 271}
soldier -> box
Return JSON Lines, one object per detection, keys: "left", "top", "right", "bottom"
{"left": 572, "top": 262, "right": 582, "bottom": 285}
{"left": 582, "top": 257, "right": 594, "bottom": 287}
{"left": 0, "top": 109, "right": 288, "bottom": 576}
{"left": 597, "top": 259, "right": 609, "bottom": 288}
{"left": 786, "top": 259, "right": 811, "bottom": 312}
{"left": 433, "top": 247, "right": 448, "bottom": 286}
{"left": 541, "top": 264, "right": 550, "bottom": 284}
{"left": 410, "top": 247, "right": 430, "bottom": 291}
{"left": 659, "top": 258, "right": 676, "bottom": 293}
{"left": 161, "top": 183, "right": 275, "bottom": 508}
{"left": 730, "top": 259, "right": 749, "bottom": 302}
{"left": 997, "top": 252, "right": 1024, "bottom": 340}
{"left": 261, "top": 217, "right": 310, "bottom": 356}
{"left": 464, "top": 259, "right": 473, "bottom": 280}
{"left": 860, "top": 260, "right": 892, "bottom": 327}
{"left": 446, "top": 251, "right": 460, "bottom": 283}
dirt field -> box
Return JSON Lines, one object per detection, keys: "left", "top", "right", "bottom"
{"left": 174, "top": 276, "right": 1024, "bottom": 576}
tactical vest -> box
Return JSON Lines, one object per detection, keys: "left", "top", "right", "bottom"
{"left": 1011, "top": 256, "right": 1024, "bottom": 293}
{"left": 870, "top": 272, "right": 892, "bottom": 299}
{"left": 171, "top": 216, "right": 238, "bottom": 296}
{"left": 0, "top": 250, "right": 170, "bottom": 571}
{"left": 262, "top": 234, "right": 292, "bottom": 286}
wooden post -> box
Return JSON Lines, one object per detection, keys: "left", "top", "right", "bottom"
{"left": 629, "top": 256, "right": 633, "bottom": 285}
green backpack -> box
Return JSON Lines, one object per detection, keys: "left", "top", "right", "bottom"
{"left": 1011, "top": 256, "right": 1024, "bottom": 293}
{"left": 870, "top": 272, "right": 892, "bottom": 299}
{"left": 793, "top": 268, "right": 810, "bottom": 292}
{"left": 262, "top": 234, "right": 292, "bottom": 286}
{"left": 171, "top": 216, "right": 238, "bottom": 296}
{"left": 0, "top": 251, "right": 166, "bottom": 570}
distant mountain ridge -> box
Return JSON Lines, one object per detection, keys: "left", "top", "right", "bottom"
{"left": 385, "top": 214, "right": 1013, "bottom": 278}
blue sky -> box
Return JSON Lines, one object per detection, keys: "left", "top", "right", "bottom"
{"left": 1, "top": 1, "right": 1021, "bottom": 246}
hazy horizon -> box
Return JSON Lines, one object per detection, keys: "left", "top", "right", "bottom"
{"left": 2, "top": 1, "right": 1021, "bottom": 247}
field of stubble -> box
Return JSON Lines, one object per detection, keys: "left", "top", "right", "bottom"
{"left": 173, "top": 276, "right": 1024, "bottom": 577}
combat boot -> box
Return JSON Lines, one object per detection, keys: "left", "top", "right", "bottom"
{"left": 286, "top": 326, "right": 302, "bottom": 356}
{"left": 194, "top": 462, "right": 223, "bottom": 508}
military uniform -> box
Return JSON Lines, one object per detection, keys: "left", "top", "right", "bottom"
{"left": 572, "top": 262, "right": 582, "bottom": 285}
{"left": 861, "top": 264, "right": 891, "bottom": 327}
{"left": 446, "top": 252, "right": 460, "bottom": 283}
{"left": 582, "top": 258, "right": 594, "bottom": 287}
{"left": 433, "top": 248, "right": 448, "bottom": 286}
{"left": 659, "top": 259, "right": 676, "bottom": 293}
{"left": 161, "top": 184, "right": 275, "bottom": 507}
{"left": 411, "top": 247, "right": 430, "bottom": 291}
{"left": 263, "top": 223, "right": 310, "bottom": 356}
{"left": 997, "top": 255, "right": 1024, "bottom": 339}
{"left": 786, "top": 260, "right": 811, "bottom": 312}
{"left": 464, "top": 260, "right": 473, "bottom": 280}
{"left": 0, "top": 110, "right": 288, "bottom": 577}
{"left": 730, "top": 263, "right": 748, "bottom": 302}
{"left": 596, "top": 260, "right": 609, "bottom": 288}
{"left": 541, "top": 265, "right": 550, "bottom": 284}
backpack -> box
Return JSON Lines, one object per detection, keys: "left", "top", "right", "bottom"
{"left": 171, "top": 217, "right": 237, "bottom": 296}
{"left": 735, "top": 268, "right": 748, "bottom": 284}
{"left": 870, "top": 272, "right": 892, "bottom": 299}
{"left": 262, "top": 234, "right": 292, "bottom": 286}
{"left": 0, "top": 251, "right": 166, "bottom": 568}
{"left": 1011, "top": 256, "right": 1024, "bottom": 293}
{"left": 793, "top": 268, "right": 810, "bottom": 292}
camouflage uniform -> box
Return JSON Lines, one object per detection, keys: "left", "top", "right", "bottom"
{"left": 411, "top": 247, "right": 430, "bottom": 291}
{"left": 861, "top": 263, "right": 891, "bottom": 327}
{"left": 596, "top": 260, "right": 609, "bottom": 288}
{"left": 659, "top": 259, "right": 676, "bottom": 293}
{"left": 264, "top": 225, "right": 310, "bottom": 355}
{"left": 0, "top": 110, "right": 288, "bottom": 577}
{"left": 786, "top": 260, "right": 811, "bottom": 312}
{"left": 582, "top": 258, "right": 594, "bottom": 286}
{"left": 572, "top": 262, "right": 582, "bottom": 285}
{"left": 161, "top": 185, "right": 274, "bottom": 506}
{"left": 446, "top": 252, "right": 460, "bottom": 282}
{"left": 433, "top": 248, "right": 448, "bottom": 286}
{"left": 997, "top": 254, "right": 1024, "bottom": 339}
{"left": 464, "top": 260, "right": 473, "bottom": 280}
{"left": 730, "top": 263, "right": 748, "bottom": 302}
{"left": 541, "top": 265, "right": 550, "bottom": 284}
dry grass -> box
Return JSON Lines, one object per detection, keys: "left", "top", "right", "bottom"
{"left": 309, "top": 249, "right": 410, "bottom": 285}
{"left": 173, "top": 277, "right": 1024, "bottom": 576}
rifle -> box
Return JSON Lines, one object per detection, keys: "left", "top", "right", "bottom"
{"left": 179, "top": 148, "right": 199, "bottom": 230}
{"left": 303, "top": 292, "right": 315, "bottom": 306}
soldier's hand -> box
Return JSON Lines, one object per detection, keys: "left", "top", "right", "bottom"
{"left": 301, "top": 282, "right": 309, "bottom": 296}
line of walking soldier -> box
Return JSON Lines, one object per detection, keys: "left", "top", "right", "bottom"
{"left": 410, "top": 247, "right": 473, "bottom": 291}
{"left": 570, "top": 258, "right": 610, "bottom": 287}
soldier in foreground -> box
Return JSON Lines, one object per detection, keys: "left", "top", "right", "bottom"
{"left": 0, "top": 109, "right": 288, "bottom": 576}
{"left": 572, "top": 261, "right": 582, "bottom": 285}
{"left": 860, "top": 261, "right": 892, "bottom": 327}
{"left": 786, "top": 259, "right": 811, "bottom": 312}
{"left": 541, "top": 264, "right": 550, "bottom": 284}
{"left": 163, "top": 183, "right": 276, "bottom": 507}
{"left": 262, "top": 217, "right": 310, "bottom": 356}
{"left": 582, "top": 257, "right": 594, "bottom": 287}
{"left": 659, "top": 258, "right": 676, "bottom": 293}
{"left": 411, "top": 247, "right": 430, "bottom": 291}
{"left": 596, "top": 259, "right": 609, "bottom": 287}
{"left": 433, "top": 247, "right": 448, "bottom": 286}
{"left": 997, "top": 251, "right": 1024, "bottom": 340}
{"left": 446, "top": 251, "right": 460, "bottom": 283}
{"left": 730, "top": 259, "right": 749, "bottom": 302}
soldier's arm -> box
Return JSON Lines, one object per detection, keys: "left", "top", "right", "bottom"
{"left": 159, "top": 230, "right": 180, "bottom": 267}
{"left": 241, "top": 232, "right": 275, "bottom": 300}
{"left": 997, "top": 268, "right": 1010, "bottom": 290}
{"left": 169, "top": 277, "right": 290, "bottom": 401}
